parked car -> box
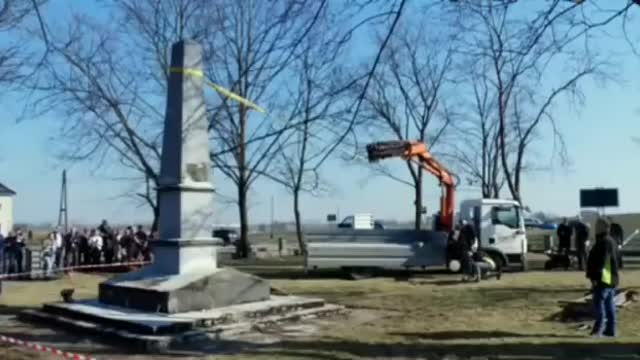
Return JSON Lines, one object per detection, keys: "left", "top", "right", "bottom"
{"left": 524, "top": 217, "right": 557, "bottom": 230}
{"left": 212, "top": 229, "right": 239, "bottom": 246}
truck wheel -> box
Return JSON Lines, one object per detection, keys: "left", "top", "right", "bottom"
{"left": 447, "top": 259, "right": 461, "bottom": 273}
{"left": 488, "top": 253, "right": 505, "bottom": 273}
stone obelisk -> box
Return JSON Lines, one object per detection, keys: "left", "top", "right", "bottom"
{"left": 98, "top": 40, "right": 270, "bottom": 313}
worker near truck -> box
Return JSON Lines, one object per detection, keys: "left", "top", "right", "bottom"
{"left": 574, "top": 218, "right": 590, "bottom": 271}
{"left": 586, "top": 217, "right": 620, "bottom": 337}
{"left": 608, "top": 218, "right": 624, "bottom": 270}
{"left": 557, "top": 218, "right": 573, "bottom": 253}
{"left": 458, "top": 221, "right": 477, "bottom": 281}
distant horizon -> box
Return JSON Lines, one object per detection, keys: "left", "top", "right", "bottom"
{"left": 11, "top": 207, "right": 633, "bottom": 231}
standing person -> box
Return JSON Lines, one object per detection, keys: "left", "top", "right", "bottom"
{"left": 88, "top": 229, "right": 103, "bottom": 265}
{"left": 52, "top": 229, "right": 64, "bottom": 269}
{"left": 114, "top": 229, "right": 123, "bottom": 262}
{"left": 458, "top": 220, "right": 477, "bottom": 281}
{"left": 4, "top": 232, "right": 17, "bottom": 274}
{"left": 134, "top": 225, "right": 147, "bottom": 243}
{"left": 608, "top": 218, "right": 624, "bottom": 270}
{"left": 14, "top": 230, "right": 25, "bottom": 274}
{"left": 574, "top": 218, "right": 590, "bottom": 271}
{"left": 63, "top": 230, "right": 73, "bottom": 267}
{"left": 133, "top": 226, "right": 148, "bottom": 261}
{"left": 78, "top": 229, "right": 90, "bottom": 265}
{"left": 120, "top": 227, "right": 135, "bottom": 262}
{"left": 0, "top": 230, "right": 4, "bottom": 274}
{"left": 42, "top": 233, "right": 56, "bottom": 278}
{"left": 98, "top": 220, "right": 115, "bottom": 264}
{"left": 587, "top": 217, "right": 620, "bottom": 337}
{"left": 557, "top": 218, "right": 573, "bottom": 269}
{"left": 557, "top": 218, "right": 573, "bottom": 253}
{"left": 64, "top": 228, "right": 80, "bottom": 267}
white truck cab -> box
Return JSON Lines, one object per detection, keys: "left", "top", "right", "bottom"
{"left": 459, "top": 198, "right": 528, "bottom": 270}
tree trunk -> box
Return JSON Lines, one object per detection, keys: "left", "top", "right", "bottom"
{"left": 151, "top": 204, "right": 159, "bottom": 233}
{"left": 491, "top": 133, "right": 501, "bottom": 198}
{"left": 512, "top": 144, "right": 525, "bottom": 204}
{"left": 498, "top": 97, "right": 517, "bottom": 202}
{"left": 293, "top": 188, "right": 305, "bottom": 255}
{"left": 237, "top": 181, "right": 251, "bottom": 258}
{"left": 414, "top": 170, "right": 423, "bottom": 230}
{"left": 481, "top": 123, "right": 489, "bottom": 198}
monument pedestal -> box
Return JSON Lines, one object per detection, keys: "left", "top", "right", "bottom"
{"left": 98, "top": 240, "right": 270, "bottom": 314}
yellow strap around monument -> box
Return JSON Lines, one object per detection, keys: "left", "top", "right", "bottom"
{"left": 169, "top": 67, "right": 266, "bottom": 113}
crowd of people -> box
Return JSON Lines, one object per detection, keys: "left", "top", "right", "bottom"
{"left": 556, "top": 216, "right": 625, "bottom": 270}
{"left": 41, "top": 220, "right": 155, "bottom": 275}
{"left": 0, "top": 220, "right": 156, "bottom": 276}
{"left": 0, "top": 230, "right": 29, "bottom": 274}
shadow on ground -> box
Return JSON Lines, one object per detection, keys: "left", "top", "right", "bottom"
{"left": 195, "top": 338, "right": 640, "bottom": 360}
{"left": 389, "top": 330, "right": 580, "bottom": 340}
{"left": 0, "top": 305, "right": 33, "bottom": 316}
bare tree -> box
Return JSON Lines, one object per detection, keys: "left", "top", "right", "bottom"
{"left": 357, "top": 21, "right": 457, "bottom": 230}
{"left": 264, "top": 24, "right": 350, "bottom": 254}
{"left": 451, "top": 69, "right": 505, "bottom": 198}
{"left": 0, "top": 1, "right": 48, "bottom": 87}
{"left": 21, "top": 1, "right": 215, "bottom": 229}
{"left": 205, "top": 0, "right": 335, "bottom": 258}
{"left": 448, "top": 0, "right": 633, "bottom": 203}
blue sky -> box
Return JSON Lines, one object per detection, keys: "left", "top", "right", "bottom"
{"left": 1, "top": 1, "right": 639, "bottom": 226}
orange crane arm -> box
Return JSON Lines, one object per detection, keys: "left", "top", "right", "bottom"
{"left": 366, "top": 140, "right": 456, "bottom": 232}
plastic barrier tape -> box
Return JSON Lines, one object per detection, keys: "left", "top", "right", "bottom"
{"left": 0, "top": 334, "right": 97, "bottom": 360}
{"left": 0, "top": 260, "right": 151, "bottom": 280}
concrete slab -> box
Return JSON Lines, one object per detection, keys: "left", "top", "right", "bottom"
{"left": 175, "top": 295, "right": 327, "bottom": 326}
{"left": 99, "top": 267, "right": 271, "bottom": 313}
{"left": 20, "top": 295, "right": 346, "bottom": 352}
{"left": 18, "top": 309, "right": 201, "bottom": 353}
{"left": 42, "top": 296, "right": 326, "bottom": 332}
{"left": 41, "top": 300, "right": 195, "bottom": 335}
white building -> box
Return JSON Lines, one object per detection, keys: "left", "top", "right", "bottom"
{"left": 0, "top": 182, "right": 16, "bottom": 237}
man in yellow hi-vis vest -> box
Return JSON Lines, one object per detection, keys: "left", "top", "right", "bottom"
{"left": 586, "top": 217, "right": 620, "bottom": 337}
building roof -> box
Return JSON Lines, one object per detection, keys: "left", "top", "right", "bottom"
{"left": 0, "top": 182, "right": 16, "bottom": 196}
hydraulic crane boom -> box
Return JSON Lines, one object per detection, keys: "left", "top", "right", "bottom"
{"left": 366, "top": 140, "right": 456, "bottom": 232}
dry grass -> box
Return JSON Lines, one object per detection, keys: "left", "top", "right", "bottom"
{"left": 0, "top": 273, "right": 108, "bottom": 308}
{"left": 2, "top": 269, "right": 640, "bottom": 359}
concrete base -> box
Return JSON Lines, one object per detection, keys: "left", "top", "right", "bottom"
{"left": 99, "top": 239, "right": 271, "bottom": 313}
{"left": 99, "top": 267, "right": 270, "bottom": 314}
{"left": 19, "top": 296, "right": 345, "bottom": 352}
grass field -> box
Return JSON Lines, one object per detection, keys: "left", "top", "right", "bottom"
{"left": 2, "top": 262, "right": 640, "bottom": 360}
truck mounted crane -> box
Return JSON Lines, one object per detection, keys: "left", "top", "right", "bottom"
{"left": 366, "top": 140, "right": 456, "bottom": 232}
{"left": 303, "top": 140, "right": 528, "bottom": 277}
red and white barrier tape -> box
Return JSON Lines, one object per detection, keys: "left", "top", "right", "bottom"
{"left": 0, "top": 334, "right": 97, "bottom": 360}
{"left": 0, "top": 260, "right": 152, "bottom": 280}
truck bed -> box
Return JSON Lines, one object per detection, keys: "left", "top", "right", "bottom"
{"left": 305, "top": 229, "right": 449, "bottom": 271}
